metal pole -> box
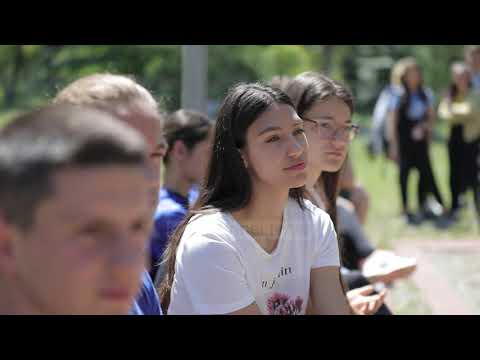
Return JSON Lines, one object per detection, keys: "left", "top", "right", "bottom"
{"left": 181, "top": 45, "right": 208, "bottom": 114}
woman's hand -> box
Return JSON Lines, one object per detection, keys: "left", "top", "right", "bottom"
{"left": 347, "top": 285, "right": 387, "bottom": 315}
{"left": 388, "top": 142, "right": 399, "bottom": 164}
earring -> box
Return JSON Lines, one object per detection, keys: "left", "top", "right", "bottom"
{"left": 238, "top": 148, "right": 248, "bottom": 168}
{"left": 241, "top": 154, "right": 248, "bottom": 168}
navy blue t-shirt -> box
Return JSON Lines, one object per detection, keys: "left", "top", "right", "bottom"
{"left": 149, "top": 187, "right": 199, "bottom": 276}
{"left": 129, "top": 270, "right": 162, "bottom": 315}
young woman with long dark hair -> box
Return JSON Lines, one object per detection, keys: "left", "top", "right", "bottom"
{"left": 158, "top": 83, "right": 351, "bottom": 315}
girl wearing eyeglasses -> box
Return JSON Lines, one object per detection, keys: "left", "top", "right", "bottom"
{"left": 284, "top": 72, "right": 417, "bottom": 315}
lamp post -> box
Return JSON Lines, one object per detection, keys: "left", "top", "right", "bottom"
{"left": 181, "top": 45, "right": 208, "bottom": 114}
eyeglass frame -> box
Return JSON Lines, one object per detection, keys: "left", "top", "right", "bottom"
{"left": 301, "top": 116, "right": 360, "bottom": 141}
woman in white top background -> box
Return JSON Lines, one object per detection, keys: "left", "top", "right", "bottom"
{"left": 158, "top": 83, "right": 351, "bottom": 315}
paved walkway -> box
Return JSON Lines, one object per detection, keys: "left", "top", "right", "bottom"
{"left": 395, "top": 239, "right": 480, "bottom": 315}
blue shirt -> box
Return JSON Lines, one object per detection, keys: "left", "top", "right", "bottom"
{"left": 372, "top": 86, "right": 397, "bottom": 129}
{"left": 389, "top": 87, "right": 434, "bottom": 121}
{"left": 370, "top": 85, "right": 400, "bottom": 153}
{"left": 130, "top": 270, "right": 162, "bottom": 315}
{"left": 472, "top": 73, "right": 480, "bottom": 91}
{"left": 149, "top": 186, "right": 200, "bottom": 279}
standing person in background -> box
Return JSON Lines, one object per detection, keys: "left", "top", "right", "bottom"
{"left": 387, "top": 58, "right": 446, "bottom": 224}
{"left": 369, "top": 60, "right": 406, "bottom": 159}
{"left": 464, "top": 46, "right": 480, "bottom": 224}
{"left": 465, "top": 46, "right": 480, "bottom": 90}
{"left": 0, "top": 105, "right": 151, "bottom": 315}
{"left": 438, "top": 63, "right": 472, "bottom": 219}
{"left": 150, "top": 109, "right": 214, "bottom": 281}
{"left": 439, "top": 62, "right": 480, "bottom": 223}
{"left": 54, "top": 73, "right": 167, "bottom": 315}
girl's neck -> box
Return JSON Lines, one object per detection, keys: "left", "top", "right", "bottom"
{"left": 231, "top": 183, "right": 288, "bottom": 255}
{"left": 305, "top": 178, "right": 328, "bottom": 210}
{"left": 235, "top": 183, "right": 288, "bottom": 222}
{"left": 306, "top": 166, "right": 322, "bottom": 189}
{"left": 163, "top": 167, "right": 192, "bottom": 198}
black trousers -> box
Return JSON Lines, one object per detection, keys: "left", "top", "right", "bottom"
{"left": 398, "top": 136, "right": 444, "bottom": 213}
{"left": 448, "top": 125, "right": 468, "bottom": 211}
{"left": 464, "top": 138, "right": 480, "bottom": 217}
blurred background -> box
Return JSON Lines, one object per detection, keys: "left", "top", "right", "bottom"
{"left": 0, "top": 45, "right": 478, "bottom": 314}
{"left": 0, "top": 45, "right": 467, "bottom": 115}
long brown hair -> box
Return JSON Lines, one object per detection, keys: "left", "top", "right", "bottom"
{"left": 157, "top": 83, "right": 305, "bottom": 313}
{"left": 447, "top": 62, "right": 472, "bottom": 101}
{"left": 284, "top": 71, "right": 354, "bottom": 227}
{"left": 163, "top": 109, "right": 214, "bottom": 164}
{"left": 284, "top": 72, "right": 355, "bottom": 303}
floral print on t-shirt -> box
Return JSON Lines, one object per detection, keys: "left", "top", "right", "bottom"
{"left": 266, "top": 292, "right": 303, "bottom": 315}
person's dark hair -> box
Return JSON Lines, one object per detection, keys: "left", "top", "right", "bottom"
{"left": 284, "top": 72, "right": 355, "bottom": 303}
{"left": 158, "top": 83, "right": 305, "bottom": 312}
{"left": 448, "top": 83, "right": 459, "bottom": 101}
{"left": 397, "top": 59, "right": 429, "bottom": 120}
{"left": 284, "top": 71, "right": 354, "bottom": 227}
{"left": 163, "top": 109, "right": 213, "bottom": 164}
{"left": 0, "top": 104, "right": 147, "bottom": 232}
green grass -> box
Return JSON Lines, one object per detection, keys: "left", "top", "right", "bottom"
{"left": 0, "top": 109, "right": 23, "bottom": 129}
{"left": 350, "top": 135, "right": 478, "bottom": 249}
{"left": 348, "top": 125, "right": 478, "bottom": 314}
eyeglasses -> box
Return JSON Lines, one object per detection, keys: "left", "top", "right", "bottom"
{"left": 302, "top": 117, "right": 359, "bottom": 141}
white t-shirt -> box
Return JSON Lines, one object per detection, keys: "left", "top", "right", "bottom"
{"left": 168, "top": 198, "right": 340, "bottom": 315}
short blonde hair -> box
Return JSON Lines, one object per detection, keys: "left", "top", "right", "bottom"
{"left": 53, "top": 73, "right": 158, "bottom": 113}
{"left": 390, "top": 60, "right": 407, "bottom": 86}
{"left": 394, "top": 57, "right": 419, "bottom": 84}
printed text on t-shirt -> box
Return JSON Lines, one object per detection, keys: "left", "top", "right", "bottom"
{"left": 261, "top": 266, "right": 293, "bottom": 289}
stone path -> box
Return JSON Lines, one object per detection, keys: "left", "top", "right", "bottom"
{"left": 394, "top": 239, "right": 480, "bottom": 315}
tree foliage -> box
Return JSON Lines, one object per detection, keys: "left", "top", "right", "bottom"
{"left": 0, "top": 45, "right": 468, "bottom": 114}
